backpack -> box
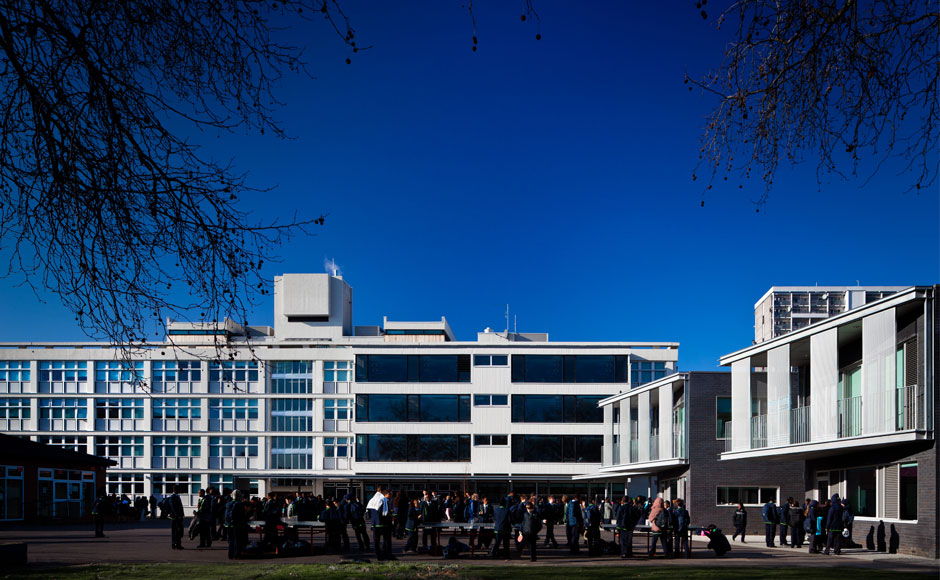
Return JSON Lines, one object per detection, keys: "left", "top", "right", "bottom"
{"left": 654, "top": 509, "right": 669, "bottom": 530}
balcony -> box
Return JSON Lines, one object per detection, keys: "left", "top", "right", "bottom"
{"left": 896, "top": 385, "right": 924, "bottom": 431}
{"left": 750, "top": 414, "right": 767, "bottom": 449}
{"left": 790, "top": 406, "right": 811, "bottom": 444}
{"left": 629, "top": 439, "right": 638, "bottom": 463}
{"left": 611, "top": 442, "right": 620, "bottom": 465}
{"left": 838, "top": 395, "right": 862, "bottom": 438}
{"left": 649, "top": 434, "right": 659, "bottom": 461}
{"left": 671, "top": 427, "right": 685, "bottom": 458}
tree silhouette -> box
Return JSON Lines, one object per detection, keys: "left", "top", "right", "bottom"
{"left": 691, "top": 0, "right": 938, "bottom": 205}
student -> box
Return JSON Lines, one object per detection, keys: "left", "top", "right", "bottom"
{"left": 91, "top": 491, "right": 107, "bottom": 538}
{"left": 672, "top": 499, "right": 691, "bottom": 557}
{"left": 583, "top": 497, "right": 601, "bottom": 556}
{"left": 520, "top": 502, "right": 542, "bottom": 562}
{"left": 565, "top": 495, "right": 583, "bottom": 554}
{"left": 540, "top": 496, "right": 559, "bottom": 549}
{"left": 761, "top": 497, "right": 778, "bottom": 547}
{"left": 404, "top": 499, "right": 421, "bottom": 553}
{"left": 732, "top": 503, "right": 747, "bottom": 542}
{"left": 614, "top": 495, "right": 638, "bottom": 558}
{"left": 420, "top": 490, "right": 441, "bottom": 554}
{"left": 823, "top": 494, "right": 844, "bottom": 555}
{"left": 647, "top": 497, "right": 672, "bottom": 558}
{"left": 168, "top": 485, "right": 186, "bottom": 550}
{"left": 320, "top": 498, "right": 344, "bottom": 553}
{"left": 345, "top": 494, "right": 370, "bottom": 551}
{"left": 788, "top": 498, "right": 804, "bottom": 548}
{"left": 367, "top": 486, "right": 395, "bottom": 560}
{"left": 224, "top": 490, "right": 248, "bottom": 559}
{"left": 489, "top": 496, "right": 512, "bottom": 559}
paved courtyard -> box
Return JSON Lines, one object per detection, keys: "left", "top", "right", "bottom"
{"left": 0, "top": 519, "right": 936, "bottom": 574}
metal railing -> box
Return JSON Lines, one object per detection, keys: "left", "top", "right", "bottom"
{"left": 723, "top": 421, "right": 733, "bottom": 452}
{"left": 672, "top": 427, "right": 685, "bottom": 458}
{"left": 649, "top": 434, "right": 659, "bottom": 461}
{"left": 629, "top": 439, "right": 638, "bottom": 463}
{"left": 838, "top": 395, "right": 862, "bottom": 438}
{"left": 611, "top": 443, "right": 620, "bottom": 465}
{"left": 750, "top": 414, "right": 767, "bottom": 449}
{"left": 896, "top": 385, "right": 923, "bottom": 431}
{"left": 790, "top": 405, "right": 811, "bottom": 444}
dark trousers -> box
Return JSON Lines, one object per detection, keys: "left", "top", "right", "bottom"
{"left": 353, "top": 524, "right": 370, "bottom": 549}
{"left": 340, "top": 525, "right": 350, "bottom": 550}
{"left": 372, "top": 525, "right": 392, "bottom": 559}
{"left": 520, "top": 533, "right": 537, "bottom": 561}
{"left": 765, "top": 523, "right": 776, "bottom": 547}
{"left": 171, "top": 518, "right": 184, "bottom": 548}
{"left": 585, "top": 527, "right": 601, "bottom": 555}
{"left": 779, "top": 524, "right": 788, "bottom": 546}
{"left": 674, "top": 528, "right": 689, "bottom": 556}
{"left": 93, "top": 515, "right": 104, "bottom": 537}
{"left": 404, "top": 528, "right": 418, "bottom": 552}
{"left": 824, "top": 530, "right": 842, "bottom": 555}
{"left": 422, "top": 526, "right": 439, "bottom": 552}
{"left": 732, "top": 524, "right": 746, "bottom": 541}
{"left": 543, "top": 523, "right": 557, "bottom": 547}
{"left": 226, "top": 526, "right": 242, "bottom": 559}
{"left": 618, "top": 528, "right": 634, "bottom": 556}
{"left": 198, "top": 519, "right": 213, "bottom": 547}
{"left": 790, "top": 525, "right": 803, "bottom": 547}
{"left": 489, "top": 531, "right": 511, "bottom": 559}
{"left": 648, "top": 531, "right": 672, "bottom": 557}
{"left": 325, "top": 527, "right": 343, "bottom": 553}
{"left": 809, "top": 532, "right": 824, "bottom": 553}
{"left": 567, "top": 525, "right": 580, "bottom": 553}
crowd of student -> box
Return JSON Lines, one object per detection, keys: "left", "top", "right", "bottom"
{"left": 730, "top": 493, "right": 858, "bottom": 556}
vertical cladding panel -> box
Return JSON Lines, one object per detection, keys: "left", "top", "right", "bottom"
{"left": 883, "top": 463, "right": 899, "bottom": 520}
{"left": 730, "top": 359, "right": 750, "bottom": 451}
{"left": 811, "top": 328, "right": 838, "bottom": 441}
{"left": 638, "top": 390, "right": 650, "bottom": 463}
{"left": 618, "top": 399, "right": 629, "bottom": 463}
{"left": 862, "top": 308, "right": 896, "bottom": 435}
{"left": 767, "top": 346, "right": 790, "bottom": 447}
{"left": 659, "top": 383, "right": 673, "bottom": 459}
{"left": 603, "top": 404, "right": 613, "bottom": 465}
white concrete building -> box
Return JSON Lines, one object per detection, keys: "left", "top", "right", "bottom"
{"left": 754, "top": 285, "right": 906, "bottom": 344}
{"left": 0, "top": 274, "right": 678, "bottom": 514}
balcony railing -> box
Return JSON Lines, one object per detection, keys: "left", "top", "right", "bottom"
{"left": 790, "top": 405, "right": 811, "bottom": 444}
{"left": 649, "top": 434, "right": 659, "bottom": 461}
{"left": 838, "top": 395, "right": 862, "bottom": 438}
{"left": 750, "top": 414, "right": 767, "bottom": 449}
{"left": 723, "top": 421, "right": 733, "bottom": 452}
{"left": 896, "top": 385, "right": 924, "bottom": 431}
{"left": 629, "top": 439, "right": 638, "bottom": 463}
{"left": 672, "top": 427, "right": 685, "bottom": 458}
{"left": 611, "top": 443, "right": 620, "bottom": 465}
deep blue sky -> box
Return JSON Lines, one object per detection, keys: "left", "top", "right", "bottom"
{"left": 0, "top": 2, "right": 937, "bottom": 371}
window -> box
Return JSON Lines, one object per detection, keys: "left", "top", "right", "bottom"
{"left": 94, "top": 436, "right": 144, "bottom": 458}
{"left": 107, "top": 473, "right": 144, "bottom": 495}
{"left": 37, "top": 435, "right": 87, "bottom": 453}
{"left": 38, "top": 361, "right": 87, "bottom": 393}
{"left": 355, "top": 394, "right": 471, "bottom": 422}
{"left": 209, "top": 436, "right": 259, "bottom": 457}
{"left": 94, "top": 361, "right": 144, "bottom": 391}
{"left": 0, "top": 398, "right": 30, "bottom": 419}
{"left": 269, "top": 361, "right": 314, "bottom": 393}
{"left": 511, "top": 355, "right": 628, "bottom": 383}
{"left": 356, "top": 355, "right": 471, "bottom": 383}
{"left": 152, "top": 473, "right": 199, "bottom": 495}
{"left": 355, "top": 434, "right": 471, "bottom": 462}
{"left": 473, "top": 355, "right": 508, "bottom": 366}
{"left": 845, "top": 467, "right": 877, "bottom": 517}
{"left": 152, "top": 398, "right": 201, "bottom": 419}
{"left": 270, "top": 398, "right": 313, "bottom": 431}
{"left": 39, "top": 398, "right": 87, "bottom": 419}
{"left": 324, "top": 436, "right": 352, "bottom": 458}
{"left": 716, "top": 486, "right": 778, "bottom": 506}
{"left": 152, "top": 361, "right": 201, "bottom": 384}
{"left": 271, "top": 436, "right": 314, "bottom": 469}
{"left": 473, "top": 394, "right": 508, "bottom": 406}
{"left": 209, "top": 360, "right": 260, "bottom": 392}
{"left": 474, "top": 435, "right": 508, "bottom": 446}
{"left": 209, "top": 398, "right": 258, "bottom": 419}
{"left": 95, "top": 398, "right": 144, "bottom": 419}
{"left": 153, "top": 436, "right": 202, "bottom": 457}
{"left": 510, "top": 435, "right": 602, "bottom": 463}
{"left": 0, "top": 465, "right": 24, "bottom": 521}
{"left": 899, "top": 463, "right": 917, "bottom": 521}
{"left": 0, "top": 361, "right": 30, "bottom": 382}
{"left": 631, "top": 361, "right": 667, "bottom": 385}
{"left": 716, "top": 396, "right": 732, "bottom": 439}
{"left": 510, "top": 395, "right": 604, "bottom": 423}
{"left": 324, "top": 399, "right": 352, "bottom": 420}
{"left": 324, "top": 361, "right": 352, "bottom": 382}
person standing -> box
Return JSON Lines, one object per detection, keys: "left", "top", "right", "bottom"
{"left": 761, "top": 497, "right": 778, "bottom": 547}
{"left": 420, "top": 490, "right": 441, "bottom": 554}
{"left": 805, "top": 499, "right": 820, "bottom": 553}
{"left": 778, "top": 498, "right": 789, "bottom": 547}
{"left": 195, "top": 488, "right": 215, "bottom": 548}
{"left": 367, "top": 486, "right": 394, "bottom": 561}
{"left": 583, "top": 497, "right": 601, "bottom": 556}
{"left": 646, "top": 497, "right": 672, "bottom": 558}
{"left": 732, "top": 503, "right": 747, "bottom": 542}
{"left": 91, "top": 490, "right": 107, "bottom": 538}
{"left": 565, "top": 495, "right": 583, "bottom": 554}
{"left": 489, "top": 496, "right": 513, "bottom": 559}
{"left": 224, "top": 490, "right": 247, "bottom": 559}
{"left": 540, "top": 496, "right": 559, "bottom": 549}
{"left": 823, "top": 493, "right": 844, "bottom": 555}
{"left": 520, "top": 502, "right": 542, "bottom": 562}
{"left": 614, "top": 496, "right": 637, "bottom": 558}
{"left": 168, "top": 485, "right": 185, "bottom": 550}
{"left": 672, "top": 499, "right": 691, "bottom": 557}
{"left": 403, "top": 499, "right": 421, "bottom": 553}
{"left": 788, "top": 498, "right": 804, "bottom": 548}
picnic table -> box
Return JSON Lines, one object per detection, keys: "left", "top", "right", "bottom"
{"left": 601, "top": 523, "right": 703, "bottom": 558}
{"left": 249, "top": 517, "right": 325, "bottom": 544}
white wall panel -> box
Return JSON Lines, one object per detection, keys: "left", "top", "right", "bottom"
{"left": 811, "top": 328, "right": 838, "bottom": 441}
{"left": 658, "top": 383, "right": 673, "bottom": 459}
{"left": 638, "top": 390, "right": 650, "bottom": 462}
{"left": 731, "top": 359, "right": 750, "bottom": 451}
{"left": 767, "top": 346, "right": 790, "bottom": 447}
{"left": 862, "top": 308, "right": 896, "bottom": 435}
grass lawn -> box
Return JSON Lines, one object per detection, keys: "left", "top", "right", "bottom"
{"left": 1, "top": 563, "right": 924, "bottom": 580}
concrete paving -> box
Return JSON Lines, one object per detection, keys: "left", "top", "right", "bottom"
{"left": 0, "top": 519, "right": 936, "bottom": 574}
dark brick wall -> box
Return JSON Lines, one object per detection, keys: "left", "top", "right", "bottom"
{"left": 686, "top": 372, "right": 805, "bottom": 537}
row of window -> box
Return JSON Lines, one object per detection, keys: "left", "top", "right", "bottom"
{"left": 510, "top": 395, "right": 605, "bottom": 423}
{"left": 355, "top": 394, "right": 471, "bottom": 423}
{"left": 355, "top": 434, "right": 472, "bottom": 462}
{"left": 510, "top": 435, "right": 603, "bottom": 463}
